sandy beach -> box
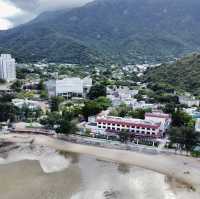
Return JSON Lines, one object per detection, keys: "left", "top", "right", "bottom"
{"left": 1, "top": 133, "right": 200, "bottom": 193}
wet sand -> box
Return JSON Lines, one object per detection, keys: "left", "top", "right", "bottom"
{"left": 1, "top": 133, "right": 200, "bottom": 194}
{"left": 0, "top": 160, "right": 81, "bottom": 199}
{"left": 0, "top": 145, "right": 199, "bottom": 199}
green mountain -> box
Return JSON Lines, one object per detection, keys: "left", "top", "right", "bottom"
{"left": 1, "top": 0, "right": 200, "bottom": 64}
{"left": 144, "top": 53, "right": 200, "bottom": 95}
{"left": 0, "top": 24, "right": 109, "bottom": 64}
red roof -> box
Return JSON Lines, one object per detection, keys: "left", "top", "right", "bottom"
{"left": 145, "top": 113, "right": 171, "bottom": 119}
{"left": 97, "top": 118, "right": 160, "bottom": 129}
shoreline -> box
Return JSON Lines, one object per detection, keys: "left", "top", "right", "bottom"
{"left": 1, "top": 133, "right": 200, "bottom": 192}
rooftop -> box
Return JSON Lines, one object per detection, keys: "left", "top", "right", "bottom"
{"left": 97, "top": 116, "right": 161, "bottom": 128}
{"left": 145, "top": 112, "right": 171, "bottom": 119}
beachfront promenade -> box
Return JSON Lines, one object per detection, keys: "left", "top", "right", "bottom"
{"left": 1, "top": 133, "right": 200, "bottom": 192}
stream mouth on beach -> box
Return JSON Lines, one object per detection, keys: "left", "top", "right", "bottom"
{"left": 0, "top": 144, "right": 199, "bottom": 199}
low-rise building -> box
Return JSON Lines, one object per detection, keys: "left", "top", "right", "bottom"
{"left": 12, "top": 99, "right": 48, "bottom": 112}
{"left": 96, "top": 112, "right": 171, "bottom": 139}
{"left": 45, "top": 76, "right": 92, "bottom": 98}
{"left": 145, "top": 112, "right": 172, "bottom": 133}
{"left": 195, "top": 119, "right": 200, "bottom": 133}
{"left": 179, "top": 96, "right": 200, "bottom": 107}
{"left": 183, "top": 108, "right": 200, "bottom": 119}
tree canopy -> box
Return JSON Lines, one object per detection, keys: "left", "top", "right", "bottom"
{"left": 169, "top": 127, "right": 199, "bottom": 152}
{"left": 87, "top": 84, "right": 107, "bottom": 100}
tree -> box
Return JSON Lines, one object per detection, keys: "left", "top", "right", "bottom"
{"left": 0, "top": 79, "right": 6, "bottom": 84}
{"left": 40, "top": 111, "right": 61, "bottom": 129}
{"left": 50, "top": 96, "right": 64, "bottom": 112}
{"left": 0, "top": 93, "right": 15, "bottom": 103}
{"left": 88, "top": 84, "right": 106, "bottom": 100}
{"left": 16, "top": 105, "right": 43, "bottom": 122}
{"left": 10, "top": 80, "right": 23, "bottom": 92}
{"left": 38, "top": 80, "right": 45, "bottom": 90}
{"left": 40, "top": 90, "right": 48, "bottom": 99}
{"left": 169, "top": 127, "right": 199, "bottom": 152}
{"left": 95, "top": 96, "right": 111, "bottom": 110}
{"left": 172, "top": 110, "right": 193, "bottom": 127}
{"left": 16, "top": 68, "right": 27, "bottom": 79}
{"left": 0, "top": 103, "right": 17, "bottom": 122}
{"left": 109, "top": 103, "right": 130, "bottom": 117}
{"left": 82, "top": 97, "right": 111, "bottom": 120}
{"left": 82, "top": 100, "right": 102, "bottom": 120}
{"left": 56, "top": 111, "right": 77, "bottom": 135}
{"left": 128, "top": 108, "right": 151, "bottom": 119}
{"left": 162, "top": 103, "right": 176, "bottom": 114}
{"left": 134, "top": 93, "right": 143, "bottom": 101}
{"left": 118, "top": 130, "right": 130, "bottom": 143}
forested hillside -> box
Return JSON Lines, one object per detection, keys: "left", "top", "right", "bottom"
{"left": 144, "top": 54, "right": 200, "bottom": 95}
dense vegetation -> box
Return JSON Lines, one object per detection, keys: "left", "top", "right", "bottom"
{"left": 1, "top": 0, "right": 200, "bottom": 64}
{"left": 144, "top": 53, "right": 200, "bottom": 95}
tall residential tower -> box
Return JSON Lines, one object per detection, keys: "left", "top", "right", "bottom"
{"left": 0, "top": 54, "right": 16, "bottom": 82}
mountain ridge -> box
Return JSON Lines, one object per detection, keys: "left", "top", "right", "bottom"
{"left": 144, "top": 53, "right": 200, "bottom": 95}
{"left": 0, "top": 0, "right": 200, "bottom": 64}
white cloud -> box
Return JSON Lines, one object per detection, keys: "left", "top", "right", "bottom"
{"left": 0, "top": 0, "right": 93, "bottom": 29}
{"left": 0, "top": 0, "right": 22, "bottom": 18}
{"left": 0, "top": 0, "right": 24, "bottom": 30}
{"left": 0, "top": 18, "right": 13, "bottom": 30}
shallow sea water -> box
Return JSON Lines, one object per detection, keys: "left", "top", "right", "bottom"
{"left": 0, "top": 145, "right": 198, "bottom": 199}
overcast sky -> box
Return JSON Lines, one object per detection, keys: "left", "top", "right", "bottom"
{"left": 0, "top": 0, "right": 93, "bottom": 30}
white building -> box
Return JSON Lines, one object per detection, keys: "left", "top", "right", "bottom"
{"left": 46, "top": 77, "right": 92, "bottom": 98}
{"left": 96, "top": 112, "right": 171, "bottom": 139}
{"left": 12, "top": 99, "right": 48, "bottom": 112}
{"left": 195, "top": 119, "right": 200, "bottom": 133}
{"left": 0, "top": 54, "right": 16, "bottom": 82}
{"left": 97, "top": 116, "right": 162, "bottom": 138}
{"left": 179, "top": 96, "right": 200, "bottom": 107}
{"left": 144, "top": 112, "right": 172, "bottom": 133}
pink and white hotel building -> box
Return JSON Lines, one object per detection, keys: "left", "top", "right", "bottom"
{"left": 96, "top": 112, "right": 171, "bottom": 139}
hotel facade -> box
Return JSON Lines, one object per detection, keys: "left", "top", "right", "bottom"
{"left": 96, "top": 112, "right": 171, "bottom": 139}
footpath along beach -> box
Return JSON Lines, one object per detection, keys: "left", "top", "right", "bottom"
{"left": 1, "top": 133, "right": 200, "bottom": 193}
